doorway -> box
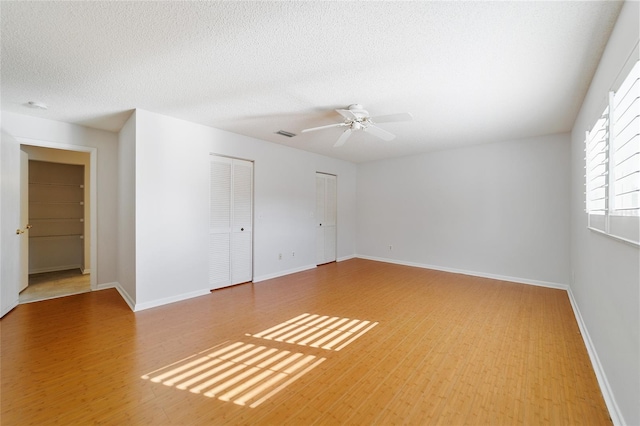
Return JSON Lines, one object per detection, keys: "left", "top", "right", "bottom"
{"left": 18, "top": 144, "right": 94, "bottom": 303}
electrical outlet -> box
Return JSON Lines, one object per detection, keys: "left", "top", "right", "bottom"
{"left": 389, "top": 245, "right": 393, "bottom": 250}
{"left": 278, "top": 253, "right": 282, "bottom": 260}
{"left": 292, "top": 251, "right": 295, "bottom": 257}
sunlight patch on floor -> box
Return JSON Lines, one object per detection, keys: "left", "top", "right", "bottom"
{"left": 246, "top": 313, "right": 378, "bottom": 351}
{"left": 142, "top": 342, "right": 326, "bottom": 408}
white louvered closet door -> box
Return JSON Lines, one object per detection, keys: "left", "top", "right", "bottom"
{"left": 209, "top": 156, "right": 253, "bottom": 290}
{"left": 210, "top": 156, "right": 232, "bottom": 289}
{"left": 231, "top": 159, "right": 253, "bottom": 285}
{"left": 316, "top": 173, "right": 337, "bottom": 265}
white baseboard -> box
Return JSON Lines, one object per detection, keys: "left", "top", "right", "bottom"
{"left": 1, "top": 299, "right": 19, "bottom": 318}
{"left": 355, "top": 255, "right": 620, "bottom": 424}
{"left": 567, "top": 288, "right": 624, "bottom": 426}
{"left": 133, "top": 288, "right": 211, "bottom": 312}
{"left": 29, "top": 264, "right": 82, "bottom": 275}
{"left": 337, "top": 254, "right": 357, "bottom": 262}
{"left": 81, "top": 267, "right": 91, "bottom": 275}
{"left": 95, "top": 281, "right": 117, "bottom": 291}
{"left": 101, "top": 282, "right": 136, "bottom": 312}
{"left": 108, "top": 283, "right": 210, "bottom": 313}
{"left": 253, "top": 264, "right": 317, "bottom": 283}
{"left": 355, "top": 255, "right": 569, "bottom": 290}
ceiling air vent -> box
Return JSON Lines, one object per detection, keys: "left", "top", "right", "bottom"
{"left": 275, "top": 130, "right": 296, "bottom": 138}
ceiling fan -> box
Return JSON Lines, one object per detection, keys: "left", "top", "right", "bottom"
{"left": 301, "top": 104, "right": 413, "bottom": 147}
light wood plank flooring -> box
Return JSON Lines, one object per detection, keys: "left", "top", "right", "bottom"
{"left": 0, "top": 259, "right": 611, "bottom": 425}
{"left": 19, "top": 269, "right": 90, "bottom": 304}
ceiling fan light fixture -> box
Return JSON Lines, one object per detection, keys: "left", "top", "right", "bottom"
{"left": 300, "top": 103, "right": 412, "bottom": 147}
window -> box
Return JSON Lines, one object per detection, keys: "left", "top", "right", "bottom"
{"left": 585, "top": 60, "right": 639, "bottom": 245}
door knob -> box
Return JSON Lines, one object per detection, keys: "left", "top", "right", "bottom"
{"left": 241, "top": 228, "right": 244, "bottom": 231}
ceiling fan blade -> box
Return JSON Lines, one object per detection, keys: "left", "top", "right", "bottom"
{"left": 335, "top": 109, "right": 359, "bottom": 121}
{"left": 370, "top": 112, "right": 413, "bottom": 124}
{"left": 301, "top": 122, "right": 347, "bottom": 133}
{"left": 334, "top": 129, "right": 353, "bottom": 147}
{"left": 366, "top": 124, "right": 396, "bottom": 141}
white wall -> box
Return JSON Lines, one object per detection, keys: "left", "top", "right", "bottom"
{"left": 117, "top": 112, "right": 137, "bottom": 307}
{"left": 357, "top": 133, "right": 571, "bottom": 287}
{"left": 570, "top": 2, "right": 639, "bottom": 425}
{"left": 132, "top": 109, "right": 357, "bottom": 309}
{"left": 1, "top": 112, "right": 119, "bottom": 287}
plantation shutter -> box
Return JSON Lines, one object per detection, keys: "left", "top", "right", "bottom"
{"left": 609, "top": 60, "right": 640, "bottom": 242}
{"left": 585, "top": 106, "right": 609, "bottom": 232}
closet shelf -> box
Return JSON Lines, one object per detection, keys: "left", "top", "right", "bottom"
{"left": 29, "top": 182, "right": 84, "bottom": 188}
{"left": 29, "top": 234, "right": 84, "bottom": 240}
{"left": 29, "top": 201, "right": 84, "bottom": 205}
{"left": 29, "top": 218, "right": 84, "bottom": 223}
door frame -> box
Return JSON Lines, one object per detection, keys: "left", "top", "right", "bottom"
{"left": 19, "top": 150, "right": 28, "bottom": 292}
{"left": 16, "top": 137, "right": 98, "bottom": 291}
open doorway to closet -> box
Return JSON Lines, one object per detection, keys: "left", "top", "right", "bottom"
{"left": 19, "top": 145, "right": 92, "bottom": 304}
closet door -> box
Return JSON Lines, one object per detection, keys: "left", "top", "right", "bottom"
{"left": 209, "top": 156, "right": 253, "bottom": 290}
{"left": 323, "top": 174, "right": 337, "bottom": 262}
{"left": 316, "top": 173, "right": 336, "bottom": 265}
{"left": 315, "top": 174, "right": 326, "bottom": 265}
{"left": 209, "top": 156, "right": 232, "bottom": 289}
{"left": 231, "top": 159, "right": 253, "bottom": 285}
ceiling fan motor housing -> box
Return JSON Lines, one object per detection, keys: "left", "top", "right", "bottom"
{"left": 346, "top": 104, "right": 369, "bottom": 119}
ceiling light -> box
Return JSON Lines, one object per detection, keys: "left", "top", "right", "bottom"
{"left": 26, "top": 101, "right": 48, "bottom": 110}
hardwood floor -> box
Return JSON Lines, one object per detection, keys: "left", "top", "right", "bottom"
{"left": 0, "top": 259, "right": 611, "bottom": 425}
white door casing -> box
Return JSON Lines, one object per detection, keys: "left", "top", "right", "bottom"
{"left": 12, "top": 138, "right": 97, "bottom": 291}
{"left": 19, "top": 150, "right": 29, "bottom": 292}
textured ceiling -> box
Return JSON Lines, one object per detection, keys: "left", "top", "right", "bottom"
{"left": 1, "top": 1, "right": 624, "bottom": 163}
